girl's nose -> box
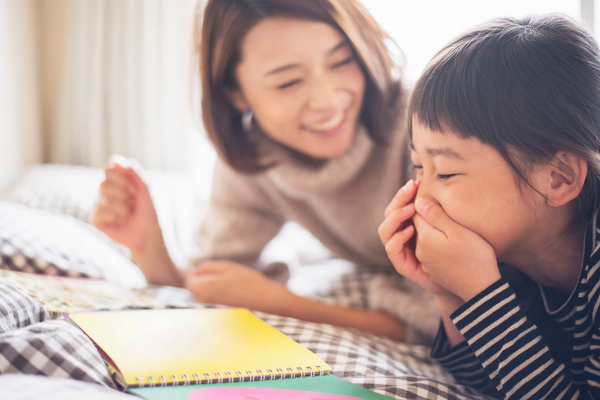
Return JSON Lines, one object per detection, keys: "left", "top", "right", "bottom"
{"left": 415, "top": 178, "right": 438, "bottom": 207}
{"left": 415, "top": 177, "right": 428, "bottom": 201}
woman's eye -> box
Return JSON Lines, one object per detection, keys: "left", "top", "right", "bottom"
{"left": 436, "top": 174, "right": 456, "bottom": 182}
{"left": 332, "top": 57, "right": 355, "bottom": 68}
{"left": 277, "top": 79, "right": 301, "bottom": 90}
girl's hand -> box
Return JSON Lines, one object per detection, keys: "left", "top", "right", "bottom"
{"left": 413, "top": 198, "right": 501, "bottom": 301}
{"left": 378, "top": 180, "right": 450, "bottom": 296}
{"left": 184, "top": 261, "right": 289, "bottom": 310}
{"left": 90, "top": 155, "right": 161, "bottom": 253}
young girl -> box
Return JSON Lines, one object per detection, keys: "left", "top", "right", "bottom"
{"left": 91, "top": 0, "right": 431, "bottom": 341}
{"left": 379, "top": 14, "right": 600, "bottom": 398}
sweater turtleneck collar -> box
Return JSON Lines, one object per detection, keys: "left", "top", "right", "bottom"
{"left": 250, "top": 126, "right": 374, "bottom": 198}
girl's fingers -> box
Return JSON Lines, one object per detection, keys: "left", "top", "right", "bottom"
{"left": 378, "top": 203, "right": 416, "bottom": 244}
{"left": 384, "top": 180, "right": 419, "bottom": 218}
{"left": 412, "top": 208, "right": 449, "bottom": 243}
{"left": 383, "top": 224, "right": 415, "bottom": 255}
{"left": 414, "top": 198, "right": 453, "bottom": 235}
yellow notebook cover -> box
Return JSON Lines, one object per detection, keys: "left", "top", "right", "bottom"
{"left": 67, "top": 308, "right": 330, "bottom": 389}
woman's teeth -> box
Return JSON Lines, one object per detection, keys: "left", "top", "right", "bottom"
{"left": 305, "top": 112, "right": 345, "bottom": 132}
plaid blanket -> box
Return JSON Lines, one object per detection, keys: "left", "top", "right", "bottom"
{"left": 0, "top": 273, "right": 492, "bottom": 400}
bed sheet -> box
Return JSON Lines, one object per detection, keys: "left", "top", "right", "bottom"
{"left": 0, "top": 164, "right": 492, "bottom": 399}
{"left": 0, "top": 274, "right": 492, "bottom": 400}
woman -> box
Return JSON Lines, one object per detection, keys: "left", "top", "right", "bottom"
{"left": 92, "top": 0, "right": 429, "bottom": 341}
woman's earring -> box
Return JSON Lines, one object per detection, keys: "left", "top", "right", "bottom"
{"left": 242, "top": 109, "right": 253, "bottom": 132}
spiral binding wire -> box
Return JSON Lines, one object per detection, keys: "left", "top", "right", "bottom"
{"left": 133, "top": 365, "right": 326, "bottom": 388}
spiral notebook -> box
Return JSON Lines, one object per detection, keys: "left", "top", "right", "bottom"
{"left": 130, "top": 374, "right": 394, "bottom": 400}
{"left": 66, "top": 307, "right": 331, "bottom": 390}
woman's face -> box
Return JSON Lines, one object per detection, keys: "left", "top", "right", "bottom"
{"left": 231, "top": 17, "right": 366, "bottom": 159}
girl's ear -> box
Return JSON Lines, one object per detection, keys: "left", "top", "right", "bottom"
{"left": 225, "top": 89, "right": 249, "bottom": 113}
{"left": 544, "top": 151, "right": 588, "bottom": 207}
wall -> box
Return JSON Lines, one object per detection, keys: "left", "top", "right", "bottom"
{"left": 0, "top": 0, "right": 43, "bottom": 193}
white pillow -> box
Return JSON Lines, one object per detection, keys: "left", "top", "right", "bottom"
{"left": 3, "top": 163, "right": 203, "bottom": 267}
{"left": 0, "top": 201, "right": 146, "bottom": 288}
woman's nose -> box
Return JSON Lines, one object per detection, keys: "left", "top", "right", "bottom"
{"left": 308, "top": 75, "right": 339, "bottom": 110}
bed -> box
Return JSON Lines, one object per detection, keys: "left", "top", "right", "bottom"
{"left": 0, "top": 164, "right": 491, "bottom": 400}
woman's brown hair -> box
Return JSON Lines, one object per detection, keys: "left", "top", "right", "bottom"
{"left": 197, "top": 0, "right": 404, "bottom": 172}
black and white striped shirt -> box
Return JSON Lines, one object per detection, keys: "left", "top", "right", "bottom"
{"left": 432, "top": 210, "right": 600, "bottom": 399}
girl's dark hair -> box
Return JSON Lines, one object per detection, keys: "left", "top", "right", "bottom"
{"left": 409, "top": 14, "right": 600, "bottom": 227}
{"left": 197, "top": 0, "right": 404, "bottom": 172}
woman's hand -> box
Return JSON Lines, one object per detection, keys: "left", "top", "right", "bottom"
{"left": 91, "top": 156, "right": 183, "bottom": 286}
{"left": 412, "top": 198, "right": 501, "bottom": 302}
{"left": 184, "top": 261, "right": 407, "bottom": 341}
{"left": 379, "top": 180, "right": 450, "bottom": 296}
{"left": 184, "top": 261, "right": 290, "bottom": 311}
{"left": 90, "top": 155, "right": 161, "bottom": 252}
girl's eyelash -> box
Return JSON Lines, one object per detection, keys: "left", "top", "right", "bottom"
{"left": 436, "top": 174, "right": 455, "bottom": 181}
{"left": 410, "top": 165, "right": 454, "bottom": 181}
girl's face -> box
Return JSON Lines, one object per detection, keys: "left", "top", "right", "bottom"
{"left": 231, "top": 17, "right": 366, "bottom": 159}
{"left": 410, "top": 117, "right": 550, "bottom": 262}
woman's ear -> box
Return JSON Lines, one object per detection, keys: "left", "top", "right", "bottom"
{"left": 225, "top": 89, "right": 249, "bottom": 113}
{"left": 543, "top": 151, "right": 588, "bottom": 207}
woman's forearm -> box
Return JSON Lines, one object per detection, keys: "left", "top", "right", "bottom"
{"left": 130, "top": 230, "right": 185, "bottom": 288}
{"left": 265, "top": 287, "right": 406, "bottom": 341}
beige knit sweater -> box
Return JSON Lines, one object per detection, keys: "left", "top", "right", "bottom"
{"left": 189, "top": 125, "right": 440, "bottom": 343}
{"left": 190, "top": 125, "right": 411, "bottom": 271}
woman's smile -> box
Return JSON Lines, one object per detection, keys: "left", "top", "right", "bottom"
{"left": 303, "top": 110, "right": 347, "bottom": 135}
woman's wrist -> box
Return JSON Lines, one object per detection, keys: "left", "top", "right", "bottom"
{"left": 130, "top": 229, "right": 184, "bottom": 287}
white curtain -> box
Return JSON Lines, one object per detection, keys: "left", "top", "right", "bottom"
{"left": 48, "top": 0, "right": 200, "bottom": 171}
{"left": 0, "top": 0, "right": 42, "bottom": 192}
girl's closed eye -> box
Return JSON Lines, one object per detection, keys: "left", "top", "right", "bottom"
{"left": 410, "top": 164, "right": 456, "bottom": 181}
{"left": 436, "top": 173, "right": 456, "bottom": 182}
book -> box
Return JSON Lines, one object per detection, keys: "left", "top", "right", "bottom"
{"left": 130, "top": 374, "right": 394, "bottom": 400}
{"left": 0, "top": 269, "right": 162, "bottom": 317}
{"left": 66, "top": 307, "right": 332, "bottom": 390}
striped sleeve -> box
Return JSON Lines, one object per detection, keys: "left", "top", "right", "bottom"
{"left": 431, "top": 323, "right": 500, "bottom": 397}
{"left": 451, "top": 279, "right": 589, "bottom": 399}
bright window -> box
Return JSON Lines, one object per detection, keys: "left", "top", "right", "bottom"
{"left": 361, "top": 0, "right": 582, "bottom": 85}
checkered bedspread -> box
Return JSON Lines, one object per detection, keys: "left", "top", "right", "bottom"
{"left": 0, "top": 165, "right": 495, "bottom": 398}
{"left": 0, "top": 274, "right": 491, "bottom": 400}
